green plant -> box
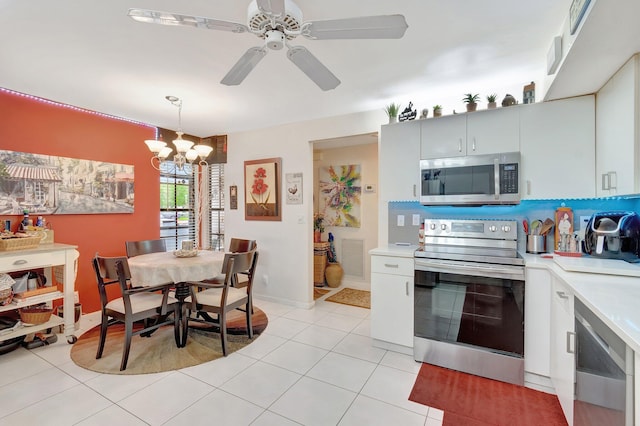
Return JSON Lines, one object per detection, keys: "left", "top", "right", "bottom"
{"left": 487, "top": 93, "right": 498, "bottom": 103}
{"left": 313, "top": 213, "right": 325, "bottom": 233}
{"left": 462, "top": 93, "right": 480, "bottom": 104}
{"left": 384, "top": 102, "right": 400, "bottom": 118}
{"left": 432, "top": 104, "right": 442, "bottom": 111}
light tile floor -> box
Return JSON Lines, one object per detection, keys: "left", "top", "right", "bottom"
{"left": 0, "top": 294, "right": 444, "bottom": 426}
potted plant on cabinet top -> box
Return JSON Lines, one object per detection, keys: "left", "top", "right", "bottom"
{"left": 463, "top": 93, "right": 480, "bottom": 112}
{"left": 487, "top": 94, "right": 498, "bottom": 109}
{"left": 384, "top": 103, "right": 400, "bottom": 124}
{"left": 432, "top": 105, "right": 443, "bottom": 117}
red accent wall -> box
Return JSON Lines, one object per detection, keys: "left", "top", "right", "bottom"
{"left": 0, "top": 90, "right": 159, "bottom": 313}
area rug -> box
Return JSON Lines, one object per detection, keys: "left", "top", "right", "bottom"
{"left": 325, "top": 288, "right": 370, "bottom": 309}
{"left": 71, "top": 307, "right": 267, "bottom": 375}
{"left": 409, "top": 363, "right": 567, "bottom": 426}
{"left": 314, "top": 288, "right": 330, "bottom": 300}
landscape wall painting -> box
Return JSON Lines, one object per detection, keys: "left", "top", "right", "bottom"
{"left": 0, "top": 149, "right": 134, "bottom": 215}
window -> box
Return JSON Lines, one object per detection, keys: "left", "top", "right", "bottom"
{"left": 159, "top": 162, "right": 224, "bottom": 251}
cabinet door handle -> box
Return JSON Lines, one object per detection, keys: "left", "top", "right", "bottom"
{"left": 602, "top": 173, "right": 610, "bottom": 191}
{"left": 405, "top": 281, "right": 409, "bottom": 296}
{"left": 472, "top": 137, "right": 476, "bottom": 152}
{"left": 608, "top": 171, "right": 617, "bottom": 190}
{"left": 526, "top": 180, "right": 531, "bottom": 196}
{"left": 384, "top": 263, "right": 399, "bottom": 268}
{"left": 556, "top": 291, "right": 568, "bottom": 299}
{"left": 13, "top": 259, "right": 27, "bottom": 265}
{"left": 566, "top": 331, "right": 575, "bottom": 354}
{"left": 413, "top": 184, "right": 416, "bottom": 197}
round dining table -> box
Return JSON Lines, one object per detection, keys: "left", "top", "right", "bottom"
{"left": 127, "top": 250, "right": 225, "bottom": 347}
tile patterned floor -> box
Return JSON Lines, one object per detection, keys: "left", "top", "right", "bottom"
{"left": 0, "top": 296, "right": 444, "bottom": 425}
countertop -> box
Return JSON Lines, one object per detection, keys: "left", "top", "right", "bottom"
{"left": 369, "top": 244, "right": 418, "bottom": 257}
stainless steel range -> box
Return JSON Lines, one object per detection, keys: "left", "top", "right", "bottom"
{"left": 414, "top": 218, "right": 525, "bottom": 385}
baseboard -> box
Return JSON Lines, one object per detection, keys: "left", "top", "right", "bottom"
{"left": 524, "top": 372, "right": 555, "bottom": 394}
{"left": 253, "top": 293, "right": 314, "bottom": 309}
{"left": 372, "top": 338, "right": 413, "bottom": 355}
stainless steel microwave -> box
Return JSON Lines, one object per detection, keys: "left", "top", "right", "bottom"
{"left": 419, "top": 152, "right": 520, "bottom": 205}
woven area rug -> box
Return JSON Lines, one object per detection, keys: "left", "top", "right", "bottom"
{"left": 325, "top": 288, "right": 370, "bottom": 309}
{"left": 71, "top": 307, "right": 267, "bottom": 375}
{"left": 313, "top": 288, "right": 330, "bottom": 300}
{"left": 409, "top": 363, "right": 567, "bottom": 426}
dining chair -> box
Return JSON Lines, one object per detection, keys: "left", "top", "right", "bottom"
{"left": 186, "top": 250, "right": 258, "bottom": 356}
{"left": 125, "top": 239, "right": 166, "bottom": 258}
{"left": 92, "top": 254, "right": 179, "bottom": 371}
{"left": 206, "top": 238, "right": 257, "bottom": 287}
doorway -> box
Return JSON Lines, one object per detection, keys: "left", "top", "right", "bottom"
{"left": 312, "top": 132, "right": 378, "bottom": 294}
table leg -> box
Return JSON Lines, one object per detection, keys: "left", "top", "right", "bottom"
{"left": 174, "top": 283, "right": 191, "bottom": 348}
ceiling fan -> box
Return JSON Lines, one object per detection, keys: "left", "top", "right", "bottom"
{"left": 128, "top": 0, "right": 408, "bottom": 91}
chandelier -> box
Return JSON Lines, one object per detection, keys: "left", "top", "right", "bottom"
{"left": 145, "top": 96, "right": 213, "bottom": 171}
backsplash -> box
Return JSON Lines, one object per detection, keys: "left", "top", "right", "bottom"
{"left": 388, "top": 195, "right": 640, "bottom": 252}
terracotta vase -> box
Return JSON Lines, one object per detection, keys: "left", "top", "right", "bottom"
{"left": 466, "top": 103, "right": 477, "bottom": 112}
{"left": 314, "top": 231, "right": 322, "bottom": 243}
{"left": 487, "top": 102, "right": 497, "bottom": 109}
{"left": 325, "top": 263, "right": 344, "bottom": 288}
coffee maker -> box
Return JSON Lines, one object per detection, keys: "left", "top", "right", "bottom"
{"left": 583, "top": 211, "right": 640, "bottom": 262}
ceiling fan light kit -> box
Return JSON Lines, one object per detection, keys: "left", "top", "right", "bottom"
{"left": 128, "top": 0, "right": 408, "bottom": 91}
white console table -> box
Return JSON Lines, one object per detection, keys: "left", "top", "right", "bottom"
{"left": 0, "top": 243, "right": 79, "bottom": 344}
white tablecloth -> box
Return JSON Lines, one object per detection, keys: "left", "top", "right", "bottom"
{"left": 127, "top": 251, "right": 224, "bottom": 286}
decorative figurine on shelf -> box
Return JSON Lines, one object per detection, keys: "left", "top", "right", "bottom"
{"left": 523, "top": 81, "right": 535, "bottom": 104}
{"left": 399, "top": 101, "right": 417, "bottom": 121}
{"left": 313, "top": 213, "right": 324, "bottom": 243}
{"left": 419, "top": 108, "right": 428, "bottom": 119}
{"left": 502, "top": 94, "right": 517, "bottom": 107}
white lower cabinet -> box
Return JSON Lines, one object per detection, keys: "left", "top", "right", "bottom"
{"left": 370, "top": 255, "right": 414, "bottom": 349}
{"left": 524, "top": 268, "right": 551, "bottom": 378}
{"left": 550, "top": 275, "right": 575, "bottom": 425}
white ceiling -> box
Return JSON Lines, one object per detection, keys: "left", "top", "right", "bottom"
{"left": 0, "top": 0, "right": 632, "bottom": 138}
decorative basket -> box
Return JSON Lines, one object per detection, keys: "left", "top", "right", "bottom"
{"left": 19, "top": 307, "right": 54, "bottom": 325}
{"left": 0, "top": 236, "right": 42, "bottom": 251}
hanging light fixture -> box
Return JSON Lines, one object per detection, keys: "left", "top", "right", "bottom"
{"left": 145, "top": 95, "right": 213, "bottom": 171}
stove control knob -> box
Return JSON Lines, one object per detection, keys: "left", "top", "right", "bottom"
{"left": 488, "top": 225, "right": 497, "bottom": 232}
{"left": 440, "top": 224, "right": 447, "bottom": 231}
{"left": 429, "top": 223, "right": 436, "bottom": 230}
{"left": 502, "top": 225, "right": 511, "bottom": 233}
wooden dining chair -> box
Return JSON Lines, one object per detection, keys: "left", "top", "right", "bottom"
{"left": 92, "top": 254, "right": 179, "bottom": 371}
{"left": 186, "top": 250, "right": 258, "bottom": 356}
{"left": 125, "top": 239, "right": 166, "bottom": 258}
{"left": 205, "top": 238, "right": 257, "bottom": 287}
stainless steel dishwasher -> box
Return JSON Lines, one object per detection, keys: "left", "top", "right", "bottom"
{"left": 574, "top": 298, "right": 634, "bottom": 426}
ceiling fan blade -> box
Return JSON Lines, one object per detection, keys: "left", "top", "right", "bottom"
{"left": 302, "top": 14, "right": 408, "bottom": 40}
{"left": 256, "top": 0, "right": 285, "bottom": 18}
{"left": 287, "top": 46, "right": 340, "bottom": 91}
{"left": 221, "top": 47, "right": 268, "bottom": 86}
{"left": 127, "top": 8, "right": 248, "bottom": 33}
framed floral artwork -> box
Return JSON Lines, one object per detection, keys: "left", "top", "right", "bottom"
{"left": 244, "top": 157, "right": 281, "bottom": 221}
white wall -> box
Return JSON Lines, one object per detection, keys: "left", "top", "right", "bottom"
{"left": 225, "top": 109, "right": 385, "bottom": 307}
{"left": 313, "top": 143, "right": 379, "bottom": 289}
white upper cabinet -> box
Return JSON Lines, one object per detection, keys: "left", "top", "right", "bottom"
{"left": 466, "top": 107, "right": 520, "bottom": 155}
{"left": 420, "top": 114, "right": 466, "bottom": 158}
{"left": 596, "top": 55, "right": 639, "bottom": 196}
{"left": 519, "top": 95, "right": 595, "bottom": 199}
{"left": 380, "top": 120, "right": 421, "bottom": 201}
{"left": 420, "top": 108, "right": 519, "bottom": 159}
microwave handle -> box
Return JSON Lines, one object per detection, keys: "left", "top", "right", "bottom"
{"left": 494, "top": 157, "right": 500, "bottom": 200}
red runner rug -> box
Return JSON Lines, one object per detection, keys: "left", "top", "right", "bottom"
{"left": 409, "top": 363, "right": 567, "bottom": 426}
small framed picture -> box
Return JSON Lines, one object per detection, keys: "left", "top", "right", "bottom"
{"left": 285, "top": 172, "right": 303, "bottom": 204}
{"left": 229, "top": 185, "right": 238, "bottom": 210}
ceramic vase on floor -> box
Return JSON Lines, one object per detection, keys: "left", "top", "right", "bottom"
{"left": 325, "top": 262, "right": 343, "bottom": 288}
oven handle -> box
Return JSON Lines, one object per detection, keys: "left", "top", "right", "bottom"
{"left": 415, "top": 258, "right": 524, "bottom": 281}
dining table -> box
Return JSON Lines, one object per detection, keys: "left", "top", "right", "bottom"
{"left": 127, "top": 250, "right": 224, "bottom": 347}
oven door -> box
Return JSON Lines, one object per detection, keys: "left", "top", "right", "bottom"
{"left": 414, "top": 258, "right": 525, "bottom": 358}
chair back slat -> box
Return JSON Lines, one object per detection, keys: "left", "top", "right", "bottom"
{"left": 227, "top": 238, "right": 257, "bottom": 253}
{"left": 125, "top": 239, "right": 166, "bottom": 258}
